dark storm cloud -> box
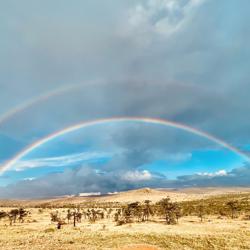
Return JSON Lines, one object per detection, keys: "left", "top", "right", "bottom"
{"left": 1, "top": 0, "right": 250, "bottom": 146}
{"left": 97, "top": 122, "right": 212, "bottom": 174}
{"left": 0, "top": 0, "right": 250, "bottom": 197}
{"left": 0, "top": 165, "right": 156, "bottom": 198}
{"left": 0, "top": 80, "right": 238, "bottom": 144}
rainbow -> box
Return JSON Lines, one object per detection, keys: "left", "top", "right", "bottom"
{"left": 0, "top": 80, "right": 102, "bottom": 126}
{"left": 0, "top": 80, "right": 204, "bottom": 127}
{"left": 1, "top": 117, "right": 248, "bottom": 174}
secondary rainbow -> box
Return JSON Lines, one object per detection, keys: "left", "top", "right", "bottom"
{"left": 1, "top": 117, "right": 249, "bottom": 174}
{"left": 0, "top": 80, "right": 102, "bottom": 126}
{"left": 0, "top": 81, "right": 203, "bottom": 127}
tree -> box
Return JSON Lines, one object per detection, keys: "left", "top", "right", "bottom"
{"left": 197, "top": 203, "right": 206, "bottom": 222}
{"left": 50, "top": 211, "right": 59, "bottom": 222}
{"left": 157, "top": 197, "right": 181, "bottom": 225}
{"left": 114, "top": 212, "right": 119, "bottom": 222}
{"left": 50, "top": 210, "right": 66, "bottom": 229}
{"left": 143, "top": 200, "right": 154, "bottom": 221}
{"left": 73, "top": 211, "right": 77, "bottom": 227}
{"left": 127, "top": 202, "right": 143, "bottom": 223}
{"left": 90, "top": 209, "right": 97, "bottom": 223}
{"left": 8, "top": 209, "right": 19, "bottom": 225}
{"left": 18, "top": 208, "right": 28, "bottom": 223}
{"left": 226, "top": 200, "right": 240, "bottom": 219}
{"left": 66, "top": 209, "right": 72, "bottom": 224}
{"left": 0, "top": 211, "right": 8, "bottom": 221}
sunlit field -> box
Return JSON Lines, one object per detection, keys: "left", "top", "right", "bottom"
{"left": 0, "top": 189, "right": 249, "bottom": 250}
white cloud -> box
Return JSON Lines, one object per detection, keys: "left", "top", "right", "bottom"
{"left": 78, "top": 192, "right": 101, "bottom": 197}
{"left": 126, "top": 0, "right": 206, "bottom": 39}
{"left": 23, "top": 177, "right": 35, "bottom": 181}
{"left": 13, "top": 152, "right": 111, "bottom": 171}
{"left": 197, "top": 169, "right": 228, "bottom": 177}
{"left": 122, "top": 170, "right": 152, "bottom": 181}
{"left": 0, "top": 164, "right": 249, "bottom": 199}
{"left": 107, "top": 191, "right": 119, "bottom": 195}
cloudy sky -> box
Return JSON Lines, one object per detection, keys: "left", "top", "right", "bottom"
{"left": 0, "top": 0, "right": 249, "bottom": 198}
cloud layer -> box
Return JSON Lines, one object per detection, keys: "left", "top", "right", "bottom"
{"left": 11, "top": 152, "right": 111, "bottom": 171}
{"left": 0, "top": 0, "right": 250, "bottom": 197}
{"left": 0, "top": 163, "right": 249, "bottom": 199}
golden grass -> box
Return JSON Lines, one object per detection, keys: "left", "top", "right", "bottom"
{"left": 0, "top": 208, "right": 249, "bottom": 250}
{"left": 0, "top": 190, "right": 249, "bottom": 249}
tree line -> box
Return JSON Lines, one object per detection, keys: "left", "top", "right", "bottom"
{"left": 0, "top": 195, "right": 249, "bottom": 228}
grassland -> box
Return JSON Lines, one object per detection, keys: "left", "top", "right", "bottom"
{"left": 0, "top": 188, "right": 249, "bottom": 250}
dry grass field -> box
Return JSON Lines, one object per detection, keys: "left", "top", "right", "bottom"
{"left": 0, "top": 188, "right": 249, "bottom": 250}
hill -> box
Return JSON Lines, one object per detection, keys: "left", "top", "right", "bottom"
{"left": 0, "top": 187, "right": 250, "bottom": 207}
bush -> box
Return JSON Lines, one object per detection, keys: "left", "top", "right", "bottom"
{"left": 44, "top": 228, "right": 56, "bottom": 233}
{"left": 116, "top": 219, "right": 126, "bottom": 226}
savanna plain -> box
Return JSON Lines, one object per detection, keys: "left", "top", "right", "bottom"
{"left": 0, "top": 187, "right": 249, "bottom": 250}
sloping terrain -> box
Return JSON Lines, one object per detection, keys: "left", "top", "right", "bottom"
{"left": 1, "top": 187, "right": 250, "bottom": 207}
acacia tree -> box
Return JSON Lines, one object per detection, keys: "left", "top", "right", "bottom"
{"left": 226, "top": 200, "right": 240, "bottom": 219}
{"left": 50, "top": 211, "right": 59, "bottom": 222}
{"left": 157, "top": 197, "right": 181, "bottom": 225}
{"left": 90, "top": 209, "right": 97, "bottom": 223}
{"left": 197, "top": 203, "right": 206, "bottom": 222}
{"left": 50, "top": 210, "right": 66, "bottom": 229}
{"left": 123, "top": 203, "right": 134, "bottom": 223}
{"left": 73, "top": 211, "right": 77, "bottom": 227}
{"left": 0, "top": 211, "right": 8, "bottom": 221}
{"left": 116, "top": 202, "right": 142, "bottom": 225}
{"left": 8, "top": 209, "right": 19, "bottom": 225}
{"left": 2, "top": 208, "right": 29, "bottom": 225}
{"left": 114, "top": 209, "right": 122, "bottom": 222}
{"left": 67, "top": 208, "right": 82, "bottom": 227}
{"left": 66, "top": 209, "right": 72, "bottom": 224}
{"left": 18, "top": 208, "right": 28, "bottom": 223}
{"left": 143, "top": 200, "right": 154, "bottom": 221}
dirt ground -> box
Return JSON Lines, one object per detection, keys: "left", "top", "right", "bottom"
{"left": 0, "top": 208, "right": 249, "bottom": 250}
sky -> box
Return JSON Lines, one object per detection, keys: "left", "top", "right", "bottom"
{"left": 0, "top": 0, "right": 250, "bottom": 198}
